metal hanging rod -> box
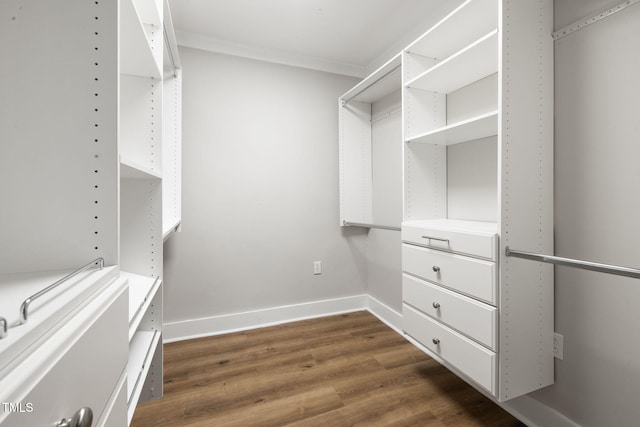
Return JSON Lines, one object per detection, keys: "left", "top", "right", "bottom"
{"left": 343, "top": 221, "right": 401, "bottom": 232}
{"left": 19, "top": 258, "right": 105, "bottom": 325}
{"left": 0, "top": 318, "right": 6, "bottom": 339}
{"left": 552, "top": 0, "right": 640, "bottom": 40}
{"left": 505, "top": 247, "right": 640, "bottom": 279}
{"left": 341, "top": 64, "right": 401, "bottom": 106}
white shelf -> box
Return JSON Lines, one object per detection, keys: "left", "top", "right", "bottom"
{"left": 127, "top": 330, "right": 161, "bottom": 423}
{"left": 120, "top": 0, "right": 162, "bottom": 78}
{"left": 402, "top": 218, "right": 498, "bottom": 237}
{"left": 406, "top": 110, "right": 498, "bottom": 145}
{"left": 122, "top": 271, "right": 161, "bottom": 340}
{"left": 162, "top": 218, "right": 181, "bottom": 241}
{"left": 406, "top": 30, "right": 498, "bottom": 94}
{"left": 120, "top": 157, "right": 162, "bottom": 180}
{"left": 406, "top": 0, "right": 498, "bottom": 60}
{"left": 340, "top": 53, "right": 401, "bottom": 104}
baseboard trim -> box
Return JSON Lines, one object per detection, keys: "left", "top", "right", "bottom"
{"left": 365, "top": 295, "right": 403, "bottom": 334}
{"left": 501, "top": 395, "right": 580, "bottom": 427}
{"left": 163, "top": 294, "right": 368, "bottom": 343}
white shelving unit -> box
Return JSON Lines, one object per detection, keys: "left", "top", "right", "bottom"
{"left": 119, "top": 1, "right": 164, "bottom": 419}
{"left": 120, "top": 0, "right": 181, "bottom": 422}
{"left": 0, "top": 0, "right": 181, "bottom": 424}
{"left": 401, "top": 0, "right": 554, "bottom": 402}
{"left": 339, "top": 53, "right": 402, "bottom": 230}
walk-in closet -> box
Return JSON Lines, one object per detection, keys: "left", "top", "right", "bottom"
{"left": 1, "top": 0, "right": 639, "bottom": 426}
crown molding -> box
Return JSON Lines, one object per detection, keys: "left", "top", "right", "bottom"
{"left": 175, "top": 30, "right": 366, "bottom": 78}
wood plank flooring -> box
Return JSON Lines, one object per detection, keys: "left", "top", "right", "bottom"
{"left": 131, "top": 311, "right": 522, "bottom": 426}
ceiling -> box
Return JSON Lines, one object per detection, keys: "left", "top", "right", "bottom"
{"left": 167, "top": 0, "right": 463, "bottom": 77}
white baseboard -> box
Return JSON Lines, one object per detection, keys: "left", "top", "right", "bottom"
{"left": 163, "top": 295, "right": 576, "bottom": 427}
{"left": 502, "top": 395, "right": 580, "bottom": 427}
{"left": 163, "top": 294, "right": 368, "bottom": 343}
{"left": 365, "top": 295, "right": 403, "bottom": 334}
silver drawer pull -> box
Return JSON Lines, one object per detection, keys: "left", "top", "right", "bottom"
{"left": 56, "top": 407, "right": 93, "bottom": 427}
{"left": 421, "top": 236, "right": 450, "bottom": 243}
{"left": 432, "top": 302, "right": 440, "bottom": 309}
{"left": 432, "top": 338, "right": 440, "bottom": 345}
{"left": 432, "top": 265, "right": 440, "bottom": 273}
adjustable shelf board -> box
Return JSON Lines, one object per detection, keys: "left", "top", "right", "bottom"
{"left": 341, "top": 53, "right": 401, "bottom": 105}
{"left": 127, "top": 330, "right": 161, "bottom": 423}
{"left": 406, "top": 30, "right": 498, "bottom": 94}
{"left": 120, "top": 157, "right": 162, "bottom": 180}
{"left": 406, "top": 110, "right": 498, "bottom": 145}
{"left": 123, "top": 271, "right": 161, "bottom": 341}
{"left": 406, "top": 0, "right": 498, "bottom": 60}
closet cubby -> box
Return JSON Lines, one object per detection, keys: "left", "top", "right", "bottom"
{"left": 119, "top": 74, "right": 163, "bottom": 177}
{"left": 120, "top": 0, "right": 163, "bottom": 79}
{"left": 339, "top": 53, "right": 402, "bottom": 229}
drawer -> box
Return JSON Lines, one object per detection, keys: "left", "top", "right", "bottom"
{"left": 96, "top": 372, "right": 128, "bottom": 427}
{"left": 402, "top": 243, "right": 497, "bottom": 304}
{"left": 403, "top": 274, "right": 497, "bottom": 350}
{"left": 402, "top": 220, "right": 497, "bottom": 260}
{"left": 404, "top": 304, "right": 496, "bottom": 394}
{"left": 0, "top": 279, "right": 128, "bottom": 427}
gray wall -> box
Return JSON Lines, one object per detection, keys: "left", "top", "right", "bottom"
{"left": 163, "top": 48, "right": 365, "bottom": 325}
{"left": 519, "top": 1, "right": 640, "bottom": 426}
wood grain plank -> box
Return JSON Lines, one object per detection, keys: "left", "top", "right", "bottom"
{"left": 131, "top": 311, "right": 521, "bottom": 427}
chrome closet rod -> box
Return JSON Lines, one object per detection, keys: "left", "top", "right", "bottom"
{"left": 343, "top": 221, "right": 401, "bottom": 232}
{"left": 341, "top": 64, "right": 401, "bottom": 106}
{"left": 505, "top": 247, "right": 640, "bottom": 279}
{"left": 19, "top": 258, "right": 105, "bottom": 325}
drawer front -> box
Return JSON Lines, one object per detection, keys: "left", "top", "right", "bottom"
{"left": 404, "top": 304, "right": 496, "bottom": 394}
{"left": 403, "top": 274, "right": 497, "bottom": 350}
{"left": 97, "top": 373, "right": 128, "bottom": 427}
{"left": 402, "top": 244, "right": 497, "bottom": 304}
{"left": 402, "top": 223, "right": 497, "bottom": 260}
{"left": 0, "top": 279, "right": 128, "bottom": 427}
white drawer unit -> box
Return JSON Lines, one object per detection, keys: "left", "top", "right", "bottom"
{"left": 404, "top": 304, "right": 496, "bottom": 394}
{"left": 403, "top": 274, "right": 497, "bottom": 350}
{"left": 402, "top": 219, "right": 498, "bottom": 260}
{"left": 0, "top": 279, "right": 128, "bottom": 427}
{"left": 402, "top": 243, "right": 497, "bottom": 304}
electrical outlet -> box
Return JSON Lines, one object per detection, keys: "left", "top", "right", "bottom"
{"left": 313, "top": 261, "right": 322, "bottom": 275}
{"left": 554, "top": 332, "right": 564, "bottom": 360}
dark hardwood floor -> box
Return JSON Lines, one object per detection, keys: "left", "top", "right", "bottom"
{"left": 131, "top": 311, "right": 521, "bottom": 426}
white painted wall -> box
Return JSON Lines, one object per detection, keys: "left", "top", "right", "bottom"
{"left": 162, "top": 47, "right": 367, "bottom": 334}
{"left": 504, "top": 2, "right": 640, "bottom": 426}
